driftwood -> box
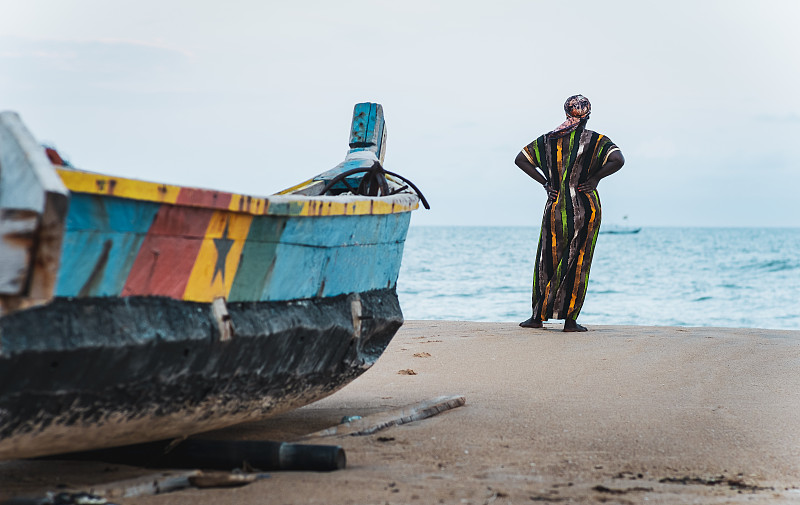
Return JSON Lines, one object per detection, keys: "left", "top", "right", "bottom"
{"left": 302, "top": 395, "right": 466, "bottom": 438}
{"left": 0, "top": 470, "right": 269, "bottom": 504}
{"left": 88, "top": 470, "right": 268, "bottom": 497}
{"left": 89, "top": 471, "right": 201, "bottom": 498}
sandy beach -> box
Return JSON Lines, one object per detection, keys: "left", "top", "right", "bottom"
{"left": 2, "top": 320, "right": 799, "bottom": 504}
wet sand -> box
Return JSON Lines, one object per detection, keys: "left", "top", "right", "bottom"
{"left": 2, "top": 321, "right": 800, "bottom": 504}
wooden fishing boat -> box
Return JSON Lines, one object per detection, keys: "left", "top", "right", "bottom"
{"left": 0, "top": 103, "right": 426, "bottom": 460}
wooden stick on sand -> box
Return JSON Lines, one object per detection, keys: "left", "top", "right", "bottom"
{"left": 301, "top": 395, "right": 466, "bottom": 439}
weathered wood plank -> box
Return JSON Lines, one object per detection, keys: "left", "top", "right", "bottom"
{"left": 0, "top": 112, "right": 69, "bottom": 315}
{"left": 301, "top": 395, "right": 466, "bottom": 438}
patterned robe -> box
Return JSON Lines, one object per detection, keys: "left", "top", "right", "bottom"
{"left": 522, "top": 128, "right": 618, "bottom": 321}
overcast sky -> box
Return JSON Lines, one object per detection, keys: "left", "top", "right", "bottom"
{"left": 2, "top": 0, "right": 798, "bottom": 227}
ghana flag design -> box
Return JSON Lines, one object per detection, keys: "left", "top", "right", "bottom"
{"left": 54, "top": 169, "right": 414, "bottom": 303}
{"left": 522, "top": 129, "right": 618, "bottom": 320}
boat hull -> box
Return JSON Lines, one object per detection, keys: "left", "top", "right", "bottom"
{"left": 0, "top": 289, "right": 401, "bottom": 460}
{"left": 0, "top": 103, "right": 420, "bottom": 461}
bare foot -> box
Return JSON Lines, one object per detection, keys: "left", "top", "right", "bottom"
{"left": 519, "top": 317, "right": 544, "bottom": 328}
{"left": 563, "top": 320, "right": 588, "bottom": 332}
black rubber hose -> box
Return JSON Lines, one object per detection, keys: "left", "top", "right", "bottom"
{"left": 44, "top": 438, "right": 346, "bottom": 472}
{"left": 319, "top": 164, "right": 430, "bottom": 209}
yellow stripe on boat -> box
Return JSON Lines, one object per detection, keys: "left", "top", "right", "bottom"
{"left": 57, "top": 168, "right": 418, "bottom": 217}
{"left": 228, "top": 193, "right": 269, "bottom": 214}
{"left": 57, "top": 168, "right": 181, "bottom": 204}
{"left": 183, "top": 211, "right": 254, "bottom": 302}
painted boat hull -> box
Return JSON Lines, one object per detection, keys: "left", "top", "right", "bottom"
{"left": 0, "top": 103, "right": 420, "bottom": 460}
{"left": 0, "top": 290, "right": 400, "bottom": 460}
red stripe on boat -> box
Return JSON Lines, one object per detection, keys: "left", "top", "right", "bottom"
{"left": 122, "top": 205, "right": 216, "bottom": 298}
{"left": 176, "top": 187, "right": 233, "bottom": 210}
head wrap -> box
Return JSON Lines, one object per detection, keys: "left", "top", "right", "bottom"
{"left": 547, "top": 94, "right": 591, "bottom": 139}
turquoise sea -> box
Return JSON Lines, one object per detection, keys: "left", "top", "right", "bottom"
{"left": 397, "top": 226, "right": 800, "bottom": 330}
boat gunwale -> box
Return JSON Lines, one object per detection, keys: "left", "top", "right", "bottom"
{"left": 56, "top": 167, "right": 420, "bottom": 217}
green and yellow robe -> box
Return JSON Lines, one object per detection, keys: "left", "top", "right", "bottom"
{"left": 522, "top": 128, "right": 619, "bottom": 321}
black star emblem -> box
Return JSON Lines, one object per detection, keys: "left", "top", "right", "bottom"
{"left": 213, "top": 218, "right": 234, "bottom": 284}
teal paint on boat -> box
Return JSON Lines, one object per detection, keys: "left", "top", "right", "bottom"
{"left": 279, "top": 212, "right": 409, "bottom": 248}
{"left": 259, "top": 212, "right": 411, "bottom": 301}
{"left": 265, "top": 200, "right": 306, "bottom": 216}
{"left": 227, "top": 215, "right": 287, "bottom": 302}
{"left": 260, "top": 244, "right": 328, "bottom": 301}
{"left": 349, "top": 103, "right": 383, "bottom": 148}
{"left": 317, "top": 242, "right": 406, "bottom": 297}
{"left": 54, "top": 196, "right": 412, "bottom": 302}
{"left": 55, "top": 194, "right": 161, "bottom": 297}
{"left": 63, "top": 193, "right": 160, "bottom": 233}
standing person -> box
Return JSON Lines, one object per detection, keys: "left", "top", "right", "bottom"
{"left": 515, "top": 95, "right": 624, "bottom": 332}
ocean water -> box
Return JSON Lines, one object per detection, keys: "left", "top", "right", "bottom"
{"left": 397, "top": 226, "right": 800, "bottom": 330}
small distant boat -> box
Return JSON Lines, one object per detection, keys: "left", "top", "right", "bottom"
{"left": 600, "top": 225, "right": 641, "bottom": 235}
{"left": 0, "top": 103, "right": 426, "bottom": 460}
{"left": 600, "top": 216, "right": 641, "bottom": 235}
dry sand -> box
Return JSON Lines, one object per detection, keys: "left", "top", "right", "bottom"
{"left": 2, "top": 321, "right": 799, "bottom": 504}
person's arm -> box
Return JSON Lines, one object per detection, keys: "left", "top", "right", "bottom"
{"left": 516, "top": 151, "right": 558, "bottom": 200}
{"left": 577, "top": 150, "right": 624, "bottom": 192}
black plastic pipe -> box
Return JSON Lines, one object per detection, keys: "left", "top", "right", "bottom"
{"left": 44, "top": 438, "right": 346, "bottom": 472}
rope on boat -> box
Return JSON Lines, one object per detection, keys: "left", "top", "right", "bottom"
{"left": 319, "top": 162, "right": 431, "bottom": 209}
